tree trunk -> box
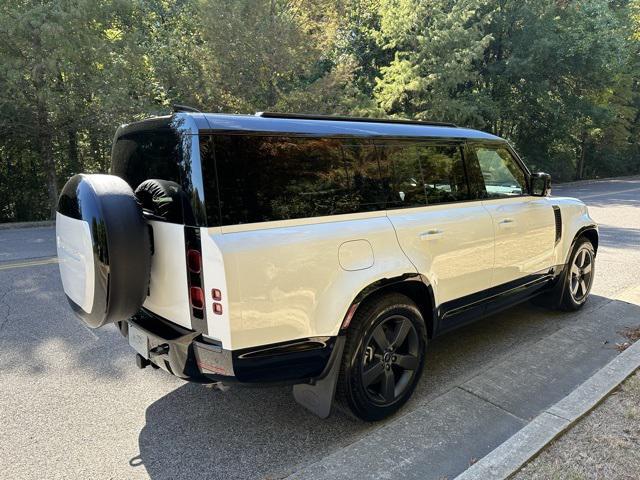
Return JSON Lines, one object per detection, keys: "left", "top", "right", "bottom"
{"left": 37, "top": 102, "right": 58, "bottom": 219}
{"left": 31, "top": 30, "right": 58, "bottom": 219}
{"left": 266, "top": 0, "right": 277, "bottom": 109}
{"left": 89, "top": 133, "right": 106, "bottom": 172}
{"left": 68, "top": 129, "right": 81, "bottom": 174}
{"left": 575, "top": 131, "right": 587, "bottom": 181}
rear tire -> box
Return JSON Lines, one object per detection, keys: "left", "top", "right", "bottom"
{"left": 336, "top": 293, "right": 427, "bottom": 421}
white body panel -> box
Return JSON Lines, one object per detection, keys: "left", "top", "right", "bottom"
{"left": 137, "top": 195, "right": 595, "bottom": 353}
{"left": 386, "top": 201, "right": 495, "bottom": 306}
{"left": 210, "top": 212, "right": 416, "bottom": 350}
{"left": 549, "top": 196, "right": 596, "bottom": 265}
{"left": 143, "top": 220, "right": 192, "bottom": 329}
{"left": 482, "top": 197, "right": 556, "bottom": 286}
{"left": 55, "top": 213, "right": 95, "bottom": 313}
{"left": 200, "top": 226, "right": 232, "bottom": 345}
{"left": 206, "top": 195, "right": 594, "bottom": 350}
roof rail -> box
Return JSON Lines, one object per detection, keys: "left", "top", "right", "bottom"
{"left": 255, "top": 111, "right": 457, "bottom": 128}
{"left": 172, "top": 104, "right": 202, "bottom": 113}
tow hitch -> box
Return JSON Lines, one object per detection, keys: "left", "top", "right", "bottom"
{"left": 135, "top": 353, "right": 150, "bottom": 369}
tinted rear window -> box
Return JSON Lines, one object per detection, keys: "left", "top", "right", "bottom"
{"left": 203, "top": 135, "right": 470, "bottom": 227}
{"left": 111, "top": 129, "right": 207, "bottom": 225}
{"left": 111, "top": 130, "right": 182, "bottom": 190}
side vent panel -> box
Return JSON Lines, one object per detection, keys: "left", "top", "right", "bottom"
{"left": 552, "top": 205, "right": 562, "bottom": 244}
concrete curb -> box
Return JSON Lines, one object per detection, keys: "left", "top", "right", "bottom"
{"left": 0, "top": 220, "right": 54, "bottom": 230}
{"left": 454, "top": 339, "right": 640, "bottom": 480}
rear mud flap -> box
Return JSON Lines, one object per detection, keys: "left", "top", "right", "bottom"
{"left": 293, "top": 336, "right": 345, "bottom": 419}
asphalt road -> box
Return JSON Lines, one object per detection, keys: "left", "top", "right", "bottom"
{"left": 1, "top": 177, "right": 639, "bottom": 480}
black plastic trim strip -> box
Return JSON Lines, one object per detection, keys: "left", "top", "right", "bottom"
{"left": 436, "top": 268, "right": 561, "bottom": 334}
{"left": 342, "top": 273, "right": 437, "bottom": 337}
{"left": 440, "top": 271, "right": 555, "bottom": 321}
{"left": 231, "top": 337, "right": 337, "bottom": 384}
{"left": 553, "top": 205, "right": 562, "bottom": 244}
{"left": 569, "top": 225, "right": 599, "bottom": 258}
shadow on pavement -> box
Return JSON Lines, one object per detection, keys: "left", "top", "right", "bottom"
{"left": 0, "top": 264, "right": 133, "bottom": 380}
{"left": 137, "top": 294, "right": 635, "bottom": 480}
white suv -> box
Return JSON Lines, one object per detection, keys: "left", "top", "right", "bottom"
{"left": 55, "top": 111, "right": 598, "bottom": 421}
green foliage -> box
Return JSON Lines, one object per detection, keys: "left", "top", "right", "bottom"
{"left": 0, "top": 0, "right": 639, "bottom": 221}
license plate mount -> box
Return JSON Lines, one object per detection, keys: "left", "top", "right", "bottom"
{"left": 128, "top": 324, "right": 149, "bottom": 359}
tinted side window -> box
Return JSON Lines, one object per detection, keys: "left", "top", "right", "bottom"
{"left": 472, "top": 145, "right": 527, "bottom": 198}
{"left": 208, "top": 136, "right": 391, "bottom": 225}
{"left": 383, "top": 143, "right": 469, "bottom": 207}
{"left": 205, "top": 136, "right": 473, "bottom": 226}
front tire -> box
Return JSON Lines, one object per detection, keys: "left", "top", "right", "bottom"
{"left": 336, "top": 293, "right": 427, "bottom": 421}
{"left": 560, "top": 237, "right": 596, "bottom": 311}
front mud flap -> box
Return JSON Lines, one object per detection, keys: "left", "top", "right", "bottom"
{"left": 293, "top": 336, "right": 345, "bottom": 419}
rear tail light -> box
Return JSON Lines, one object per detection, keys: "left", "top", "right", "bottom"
{"left": 190, "top": 286, "right": 204, "bottom": 309}
{"left": 211, "top": 288, "right": 222, "bottom": 301}
{"left": 187, "top": 249, "right": 202, "bottom": 273}
{"left": 213, "top": 303, "right": 223, "bottom": 315}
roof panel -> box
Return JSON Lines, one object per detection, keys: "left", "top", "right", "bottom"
{"left": 117, "top": 112, "right": 503, "bottom": 141}
{"left": 198, "top": 113, "right": 502, "bottom": 140}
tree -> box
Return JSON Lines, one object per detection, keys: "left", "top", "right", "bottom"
{"left": 0, "top": 0, "right": 155, "bottom": 219}
{"left": 0, "top": 0, "right": 639, "bottom": 221}
{"left": 373, "top": 0, "right": 494, "bottom": 124}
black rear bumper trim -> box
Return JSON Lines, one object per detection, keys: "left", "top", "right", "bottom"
{"left": 124, "top": 309, "right": 337, "bottom": 385}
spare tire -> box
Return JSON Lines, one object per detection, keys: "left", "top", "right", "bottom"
{"left": 56, "top": 174, "right": 151, "bottom": 328}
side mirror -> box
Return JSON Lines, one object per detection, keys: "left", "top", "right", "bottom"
{"left": 530, "top": 172, "right": 551, "bottom": 196}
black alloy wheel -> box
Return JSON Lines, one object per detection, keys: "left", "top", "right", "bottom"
{"left": 361, "top": 315, "right": 420, "bottom": 405}
{"left": 336, "top": 293, "right": 427, "bottom": 421}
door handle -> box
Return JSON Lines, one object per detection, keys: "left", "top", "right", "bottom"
{"left": 419, "top": 229, "right": 444, "bottom": 240}
{"left": 498, "top": 218, "right": 515, "bottom": 225}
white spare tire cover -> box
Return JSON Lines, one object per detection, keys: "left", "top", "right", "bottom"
{"left": 56, "top": 174, "right": 151, "bottom": 328}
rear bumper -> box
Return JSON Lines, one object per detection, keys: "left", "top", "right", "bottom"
{"left": 122, "top": 309, "right": 338, "bottom": 385}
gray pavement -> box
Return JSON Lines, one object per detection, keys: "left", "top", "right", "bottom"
{"left": 1, "top": 177, "right": 639, "bottom": 480}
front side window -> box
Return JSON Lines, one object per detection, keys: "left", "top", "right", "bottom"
{"left": 472, "top": 145, "right": 527, "bottom": 198}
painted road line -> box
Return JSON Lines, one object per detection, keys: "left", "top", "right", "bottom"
{"left": 0, "top": 257, "right": 58, "bottom": 271}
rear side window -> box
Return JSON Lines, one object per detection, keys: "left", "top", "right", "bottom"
{"left": 382, "top": 143, "right": 469, "bottom": 207}
{"left": 204, "top": 135, "right": 471, "bottom": 226}
{"left": 207, "top": 136, "right": 391, "bottom": 225}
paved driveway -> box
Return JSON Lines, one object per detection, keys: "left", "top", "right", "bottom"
{"left": 1, "top": 177, "right": 639, "bottom": 479}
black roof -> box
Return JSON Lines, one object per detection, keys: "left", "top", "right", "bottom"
{"left": 117, "top": 112, "right": 503, "bottom": 141}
